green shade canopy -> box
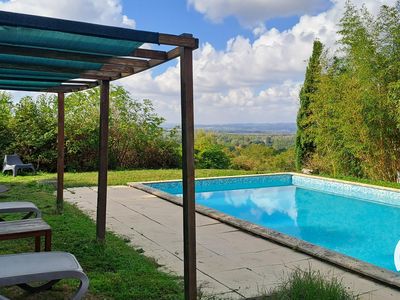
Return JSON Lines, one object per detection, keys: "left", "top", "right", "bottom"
{"left": 0, "top": 10, "right": 198, "bottom": 93}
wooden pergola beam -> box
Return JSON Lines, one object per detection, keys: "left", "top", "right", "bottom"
{"left": 0, "top": 62, "right": 85, "bottom": 74}
{"left": 135, "top": 47, "right": 181, "bottom": 74}
{"left": 0, "top": 81, "right": 94, "bottom": 89}
{"left": 180, "top": 42, "right": 197, "bottom": 299}
{"left": 0, "top": 86, "right": 45, "bottom": 92}
{"left": 0, "top": 76, "right": 97, "bottom": 84}
{"left": 46, "top": 84, "right": 97, "bottom": 93}
{"left": 75, "top": 73, "right": 113, "bottom": 81}
{"left": 0, "top": 62, "right": 120, "bottom": 80}
{"left": 159, "top": 33, "right": 198, "bottom": 48}
{"left": 131, "top": 48, "right": 168, "bottom": 60}
{"left": 149, "top": 47, "right": 180, "bottom": 67}
{"left": 0, "top": 44, "right": 150, "bottom": 68}
{"left": 0, "top": 84, "right": 92, "bottom": 94}
{"left": 56, "top": 92, "right": 65, "bottom": 214}
{"left": 100, "top": 64, "right": 134, "bottom": 73}
{"left": 96, "top": 80, "right": 110, "bottom": 242}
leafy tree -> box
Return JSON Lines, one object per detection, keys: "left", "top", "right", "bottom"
{"left": 10, "top": 95, "right": 57, "bottom": 171}
{"left": 0, "top": 85, "right": 180, "bottom": 172}
{"left": 194, "top": 130, "right": 231, "bottom": 169}
{"left": 65, "top": 85, "right": 181, "bottom": 170}
{"left": 197, "top": 147, "right": 231, "bottom": 169}
{"left": 232, "top": 144, "right": 276, "bottom": 171}
{"left": 0, "top": 92, "right": 13, "bottom": 160}
{"left": 295, "top": 40, "right": 323, "bottom": 170}
{"left": 194, "top": 130, "right": 219, "bottom": 150}
{"left": 306, "top": 1, "right": 400, "bottom": 181}
{"left": 64, "top": 88, "right": 100, "bottom": 171}
{"left": 271, "top": 147, "right": 295, "bottom": 172}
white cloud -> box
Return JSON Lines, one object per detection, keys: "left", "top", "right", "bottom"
{"left": 332, "top": 0, "right": 398, "bottom": 15}
{"left": 193, "top": 81, "right": 301, "bottom": 124}
{"left": 0, "top": 0, "right": 135, "bottom": 28}
{"left": 120, "top": 1, "right": 338, "bottom": 124}
{"left": 120, "top": 0, "right": 396, "bottom": 124}
{"left": 188, "top": 0, "right": 329, "bottom": 27}
{"left": 188, "top": 0, "right": 398, "bottom": 27}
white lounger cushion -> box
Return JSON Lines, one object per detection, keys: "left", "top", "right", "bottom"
{"left": 0, "top": 202, "right": 41, "bottom": 218}
{"left": 0, "top": 252, "right": 89, "bottom": 300}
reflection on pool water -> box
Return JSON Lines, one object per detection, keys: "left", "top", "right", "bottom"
{"left": 147, "top": 175, "right": 400, "bottom": 272}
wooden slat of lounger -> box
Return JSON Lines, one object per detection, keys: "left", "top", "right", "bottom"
{"left": 0, "top": 219, "right": 50, "bottom": 234}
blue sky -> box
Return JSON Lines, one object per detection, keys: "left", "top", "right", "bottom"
{"left": 118, "top": 0, "right": 338, "bottom": 124}
{"left": 124, "top": 1, "right": 248, "bottom": 50}
{"left": 0, "top": 0, "right": 394, "bottom": 124}
{"left": 122, "top": 1, "right": 325, "bottom": 50}
{"left": 123, "top": 1, "right": 336, "bottom": 52}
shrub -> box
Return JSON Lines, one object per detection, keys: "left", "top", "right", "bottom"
{"left": 10, "top": 95, "right": 57, "bottom": 171}
{"left": 231, "top": 145, "right": 296, "bottom": 172}
{"left": 270, "top": 147, "right": 295, "bottom": 172}
{"left": 266, "top": 267, "right": 356, "bottom": 300}
{"left": 0, "top": 92, "right": 13, "bottom": 160}
{"left": 197, "top": 147, "right": 231, "bottom": 169}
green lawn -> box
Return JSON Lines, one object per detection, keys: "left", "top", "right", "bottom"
{"left": 0, "top": 169, "right": 256, "bottom": 300}
{"left": 0, "top": 168, "right": 260, "bottom": 188}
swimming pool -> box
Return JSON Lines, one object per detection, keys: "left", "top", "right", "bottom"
{"left": 137, "top": 174, "right": 400, "bottom": 278}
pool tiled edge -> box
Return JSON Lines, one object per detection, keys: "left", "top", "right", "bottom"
{"left": 292, "top": 175, "right": 400, "bottom": 205}
{"left": 148, "top": 174, "right": 292, "bottom": 194}
{"left": 129, "top": 173, "right": 400, "bottom": 290}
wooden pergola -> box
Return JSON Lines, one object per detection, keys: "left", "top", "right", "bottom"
{"left": 0, "top": 11, "right": 198, "bottom": 299}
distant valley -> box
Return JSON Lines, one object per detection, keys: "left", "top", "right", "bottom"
{"left": 163, "top": 123, "right": 297, "bottom": 135}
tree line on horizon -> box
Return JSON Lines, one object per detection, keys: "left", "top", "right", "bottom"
{"left": 296, "top": 1, "right": 400, "bottom": 181}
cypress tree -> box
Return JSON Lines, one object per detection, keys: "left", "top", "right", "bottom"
{"left": 295, "top": 40, "right": 323, "bottom": 170}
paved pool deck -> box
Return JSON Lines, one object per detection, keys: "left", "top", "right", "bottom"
{"left": 65, "top": 185, "right": 400, "bottom": 299}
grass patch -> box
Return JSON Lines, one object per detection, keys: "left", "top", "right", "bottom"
{"left": 0, "top": 169, "right": 260, "bottom": 188}
{"left": 64, "top": 169, "right": 259, "bottom": 187}
{"left": 0, "top": 178, "right": 184, "bottom": 299}
{"left": 264, "top": 267, "right": 357, "bottom": 300}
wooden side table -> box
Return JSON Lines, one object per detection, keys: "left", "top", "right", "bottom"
{"left": 0, "top": 218, "right": 52, "bottom": 251}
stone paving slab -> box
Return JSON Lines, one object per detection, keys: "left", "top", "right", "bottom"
{"left": 65, "top": 186, "right": 400, "bottom": 299}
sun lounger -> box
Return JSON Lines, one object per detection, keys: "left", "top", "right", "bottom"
{"left": 2, "top": 155, "right": 35, "bottom": 177}
{"left": 0, "top": 252, "right": 89, "bottom": 300}
{"left": 0, "top": 218, "right": 52, "bottom": 251}
{"left": 0, "top": 201, "right": 41, "bottom": 221}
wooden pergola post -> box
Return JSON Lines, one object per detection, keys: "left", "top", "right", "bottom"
{"left": 56, "top": 92, "right": 65, "bottom": 214}
{"left": 96, "top": 80, "right": 110, "bottom": 242}
{"left": 180, "top": 43, "right": 197, "bottom": 300}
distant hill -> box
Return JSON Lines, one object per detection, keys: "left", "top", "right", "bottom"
{"left": 163, "top": 123, "right": 297, "bottom": 134}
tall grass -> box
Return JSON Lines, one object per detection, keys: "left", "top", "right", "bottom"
{"left": 265, "top": 267, "right": 357, "bottom": 300}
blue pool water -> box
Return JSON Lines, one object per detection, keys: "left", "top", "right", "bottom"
{"left": 146, "top": 175, "right": 400, "bottom": 272}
